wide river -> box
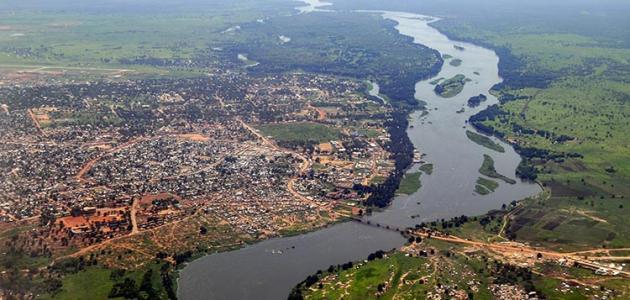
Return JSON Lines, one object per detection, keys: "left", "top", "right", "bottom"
{"left": 178, "top": 8, "right": 541, "bottom": 300}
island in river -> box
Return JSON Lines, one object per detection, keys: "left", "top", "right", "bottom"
{"left": 433, "top": 74, "right": 469, "bottom": 98}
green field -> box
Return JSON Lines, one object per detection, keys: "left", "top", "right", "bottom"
{"left": 433, "top": 74, "right": 468, "bottom": 98}
{"left": 479, "top": 154, "right": 516, "bottom": 184}
{"left": 40, "top": 263, "right": 173, "bottom": 300}
{"left": 258, "top": 122, "right": 342, "bottom": 144}
{"left": 396, "top": 171, "right": 422, "bottom": 195}
{"left": 466, "top": 130, "right": 505, "bottom": 152}
{"left": 0, "top": 0, "right": 302, "bottom": 81}
{"left": 507, "top": 195, "right": 630, "bottom": 251}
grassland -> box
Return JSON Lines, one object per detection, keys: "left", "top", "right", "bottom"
{"left": 257, "top": 122, "right": 342, "bottom": 144}
{"left": 0, "top": 0, "right": 297, "bottom": 79}
{"left": 479, "top": 154, "right": 516, "bottom": 184}
{"left": 40, "top": 263, "right": 173, "bottom": 299}
{"left": 396, "top": 172, "right": 421, "bottom": 195}
{"left": 466, "top": 130, "right": 504, "bottom": 152}
{"left": 298, "top": 252, "right": 434, "bottom": 299}
{"left": 433, "top": 74, "right": 468, "bottom": 98}
{"left": 507, "top": 194, "right": 629, "bottom": 251}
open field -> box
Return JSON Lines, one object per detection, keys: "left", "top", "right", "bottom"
{"left": 0, "top": 0, "right": 298, "bottom": 80}
{"left": 258, "top": 122, "right": 342, "bottom": 144}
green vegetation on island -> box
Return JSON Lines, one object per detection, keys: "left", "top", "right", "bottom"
{"left": 475, "top": 177, "right": 499, "bottom": 195}
{"left": 429, "top": 77, "right": 444, "bottom": 85}
{"left": 433, "top": 74, "right": 468, "bottom": 98}
{"left": 449, "top": 58, "right": 462, "bottom": 66}
{"left": 479, "top": 154, "right": 516, "bottom": 184}
{"left": 396, "top": 172, "right": 422, "bottom": 195}
{"left": 466, "top": 130, "right": 505, "bottom": 152}
{"left": 419, "top": 163, "right": 434, "bottom": 175}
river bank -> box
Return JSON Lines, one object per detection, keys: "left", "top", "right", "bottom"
{"left": 177, "top": 8, "right": 541, "bottom": 300}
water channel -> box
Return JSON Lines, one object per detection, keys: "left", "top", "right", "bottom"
{"left": 178, "top": 6, "right": 541, "bottom": 300}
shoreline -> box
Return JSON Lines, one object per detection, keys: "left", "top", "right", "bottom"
{"left": 177, "top": 9, "right": 542, "bottom": 300}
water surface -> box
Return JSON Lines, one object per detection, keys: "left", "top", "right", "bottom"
{"left": 178, "top": 10, "right": 541, "bottom": 300}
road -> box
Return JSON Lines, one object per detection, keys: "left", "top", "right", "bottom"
{"left": 409, "top": 230, "right": 630, "bottom": 278}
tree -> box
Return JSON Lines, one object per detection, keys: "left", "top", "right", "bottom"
{"left": 109, "top": 278, "right": 138, "bottom": 299}
{"left": 139, "top": 269, "right": 156, "bottom": 299}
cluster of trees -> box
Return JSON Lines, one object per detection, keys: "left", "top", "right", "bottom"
{"left": 492, "top": 46, "right": 556, "bottom": 91}
{"left": 467, "top": 94, "right": 487, "bottom": 108}
{"left": 468, "top": 104, "right": 507, "bottom": 136}
{"left": 232, "top": 13, "right": 443, "bottom": 108}
{"left": 288, "top": 259, "right": 358, "bottom": 300}
{"left": 511, "top": 123, "right": 575, "bottom": 144}
{"left": 515, "top": 160, "right": 538, "bottom": 181}
{"left": 468, "top": 104, "right": 507, "bottom": 138}
{"left": 359, "top": 110, "right": 415, "bottom": 208}
{"left": 107, "top": 264, "right": 176, "bottom": 300}
{"left": 367, "top": 250, "right": 386, "bottom": 261}
{"left": 491, "top": 261, "right": 539, "bottom": 295}
{"left": 108, "top": 269, "right": 158, "bottom": 299}
{"left": 469, "top": 104, "right": 584, "bottom": 181}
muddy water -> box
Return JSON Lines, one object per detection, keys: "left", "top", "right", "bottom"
{"left": 177, "top": 10, "right": 540, "bottom": 300}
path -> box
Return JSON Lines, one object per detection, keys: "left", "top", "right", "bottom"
{"left": 130, "top": 197, "right": 139, "bottom": 234}
{"left": 27, "top": 109, "right": 44, "bottom": 135}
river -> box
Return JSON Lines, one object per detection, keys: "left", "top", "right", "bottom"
{"left": 177, "top": 8, "right": 541, "bottom": 300}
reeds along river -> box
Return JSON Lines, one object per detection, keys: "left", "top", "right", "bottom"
{"left": 177, "top": 9, "right": 541, "bottom": 300}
